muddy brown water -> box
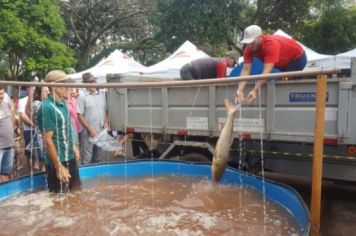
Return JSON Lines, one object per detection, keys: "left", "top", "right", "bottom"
{"left": 0, "top": 175, "right": 302, "bottom": 235}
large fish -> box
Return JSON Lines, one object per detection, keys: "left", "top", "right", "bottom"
{"left": 211, "top": 99, "right": 240, "bottom": 181}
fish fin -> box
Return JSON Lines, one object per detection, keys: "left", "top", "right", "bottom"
{"left": 224, "top": 99, "right": 239, "bottom": 114}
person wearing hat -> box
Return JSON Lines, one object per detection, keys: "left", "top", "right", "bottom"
{"left": 37, "top": 70, "right": 81, "bottom": 193}
{"left": 236, "top": 25, "right": 307, "bottom": 103}
{"left": 77, "top": 72, "right": 109, "bottom": 165}
{"left": 180, "top": 51, "right": 239, "bottom": 80}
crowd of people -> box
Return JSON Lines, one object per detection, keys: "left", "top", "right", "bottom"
{"left": 0, "top": 70, "right": 111, "bottom": 193}
{"left": 0, "top": 25, "right": 307, "bottom": 193}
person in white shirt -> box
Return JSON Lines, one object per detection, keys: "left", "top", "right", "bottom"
{"left": 17, "top": 87, "right": 38, "bottom": 172}
{"left": 77, "top": 73, "right": 109, "bottom": 165}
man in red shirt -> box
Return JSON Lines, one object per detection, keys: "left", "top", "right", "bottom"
{"left": 180, "top": 51, "right": 239, "bottom": 80}
{"left": 236, "top": 25, "right": 307, "bottom": 103}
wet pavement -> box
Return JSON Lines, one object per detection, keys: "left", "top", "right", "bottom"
{"left": 263, "top": 172, "right": 356, "bottom": 236}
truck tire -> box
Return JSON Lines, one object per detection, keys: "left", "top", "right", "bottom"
{"left": 181, "top": 153, "right": 211, "bottom": 163}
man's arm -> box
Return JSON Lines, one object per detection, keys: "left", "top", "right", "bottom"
{"left": 25, "top": 87, "right": 34, "bottom": 119}
{"left": 252, "top": 63, "right": 274, "bottom": 92}
{"left": 245, "top": 63, "right": 275, "bottom": 103}
{"left": 73, "top": 143, "right": 80, "bottom": 162}
{"left": 8, "top": 100, "right": 15, "bottom": 126}
{"left": 76, "top": 94, "right": 97, "bottom": 138}
{"left": 19, "top": 96, "right": 35, "bottom": 128}
{"left": 104, "top": 111, "right": 109, "bottom": 129}
{"left": 43, "top": 130, "right": 71, "bottom": 182}
{"left": 236, "top": 63, "right": 252, "bottom": 103}
{"left": 20, "top": 112, "right": 35, "bottom": 128}
{"left": 77, "top": 113, "right": 96, "bottom": 138}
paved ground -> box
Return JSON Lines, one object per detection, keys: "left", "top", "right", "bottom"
{"left": 263, "top": 172, "right": 356, "bottom": 236}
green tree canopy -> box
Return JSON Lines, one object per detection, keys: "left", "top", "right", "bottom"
{"left": 0, "top": 0, "right": 76, "bottom": 81}
{"left": 253, "top": 0, "right": 310, "bottom": 33}
{"left": 151, "top": 0, "right": 355, "bottom": 57}
{"left": 59, "top": 0, "right": 158, "bottom": 69}
{"left": 301, "top": 6, "right": 356, "bottom": 54}
{"left": 152, "top": 0, "right": 246, "bottom": 56}
{"left": 151, "top": 0, "right": 314, "bottom": 56}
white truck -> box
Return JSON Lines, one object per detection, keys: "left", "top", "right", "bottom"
{"left": 107, "top": 60, "right": 356, "bottom": 182}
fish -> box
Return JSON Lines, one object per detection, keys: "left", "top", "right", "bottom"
{"left": 211, "top": 99, "right": 240, "bottom": 182}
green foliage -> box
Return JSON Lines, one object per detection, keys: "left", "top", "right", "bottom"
{"left": 0, "top": 0, "right": 76, "bottom": 81}
{"left": 60, "top": 0, "right": 156, "bottom": 69}
{"left": 152, "top": 0, "right": 246, "bottom": 56}
{"left": 301, "top": 7, "right": 356, "bottom": 54}
{"left": 309, "top": 0, "right": 346, "bottom": 17}
{"left": 151, "top": 0, "right": 314, "bottom": 56}
{"left": 253, "top": 0, "right": 310, "bottom": 33}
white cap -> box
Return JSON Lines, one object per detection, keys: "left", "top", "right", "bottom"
{"left": 241, "top": 25, "right": 262, "bottom": 44}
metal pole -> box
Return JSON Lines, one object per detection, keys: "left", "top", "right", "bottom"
{"left": 0, "top": 68, "right": 339, "bottom": 88}
{"left": 310, "top": 74, "right": 327, "bottom": 236}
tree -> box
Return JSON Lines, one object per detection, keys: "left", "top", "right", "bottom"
{"left": 252, "top": 0, "right": 310, "bottom": 33}
{"left": 152, "top": 0, "right": 248, "bottom": 56}
{"left": 59, "top": 0, "right": 158, "bottom": 69}
{"left": 301, "top": 6, "right": 356, "bottom": 54}
{"left": 0, "top": 0, "right": 76, "bottom": 81}
{"left": 151, "top": 0, "right": 315, "bottom": 56}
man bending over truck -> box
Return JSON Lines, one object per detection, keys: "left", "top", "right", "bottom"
{"left": 236, "top": 25, "right": 307, "bottom": 104}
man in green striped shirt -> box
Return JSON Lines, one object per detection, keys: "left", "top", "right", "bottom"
{"left": 37, "top": 70, "right": 81, "bottom": 193}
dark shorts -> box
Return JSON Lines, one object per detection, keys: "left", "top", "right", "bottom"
{"left": 46, "top": 158, "right": 81, "bottom": 193}
{"left": 180, "top": 63, "right": 196, "bottom": 80}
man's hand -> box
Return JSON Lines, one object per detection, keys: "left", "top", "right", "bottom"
{"left": 246, "top": 89, "right": 257, "bottom": 103}
{"left": 27, "top": 86, "right": 35, "bottom": 96}
{"left": 104, "top": 120, "right": 109, "bottom": 129}
{"left": 235, "top": 90, "right": 245, "bottom": 104}
{"left": 56, "top": 164, "right": 71, "bottom": 183}
{"left": 87, "top": 126, "right": 97, "bottom": 138}
{"left": 73, "top": 144, "right": 80, "bottom": 162}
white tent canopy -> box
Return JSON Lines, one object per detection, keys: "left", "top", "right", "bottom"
{"left": 126, "top": 40, "right": 210, "bottom": 80}
{"left": 69, "top": 50, "right": 146, "bottom": 82}
{"left": 336, "top": 48, "right": 356, "bottom": 69}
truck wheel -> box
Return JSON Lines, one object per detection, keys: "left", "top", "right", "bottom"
{"left": 181, "top": 153, "right": 211, "bottom": 163}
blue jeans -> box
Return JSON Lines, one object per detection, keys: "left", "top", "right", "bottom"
{"left": 282, "top": 52, "right": 307, "bottom": 72}
{"left": 24, "top": 129, "right": 42, "bottom": 159}
{"left": 0, "top": 147, "right": 14, "bottom": 175}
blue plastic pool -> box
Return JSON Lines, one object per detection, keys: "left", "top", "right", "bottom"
{"left": 0, "top": 160, "right": 310, "bottom": 235}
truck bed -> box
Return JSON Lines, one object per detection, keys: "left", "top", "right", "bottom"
{"left": 108, "top": 77, "right": 356, "bottom": 145}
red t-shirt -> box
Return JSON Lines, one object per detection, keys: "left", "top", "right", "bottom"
{"left": 216, "top": 60, "right": 227, "bottom": 78}
{"left": 244, "top": 35, "right": 304, "bottom": 69}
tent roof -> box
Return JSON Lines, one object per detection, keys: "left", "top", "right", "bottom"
{"left": 69, "top": 50, "right": 146, "bottom": 82}
{"left": 274, "top": 30, "right": 332, "bottom": 61}
{"left": 337, "top": 48, "right": 356, "bottom": 57}
{"left": 127, "top": 40, "right": 210, "bottom": 80}
{"left": 334, "top": 48, "right": 356, "bottom": 69}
